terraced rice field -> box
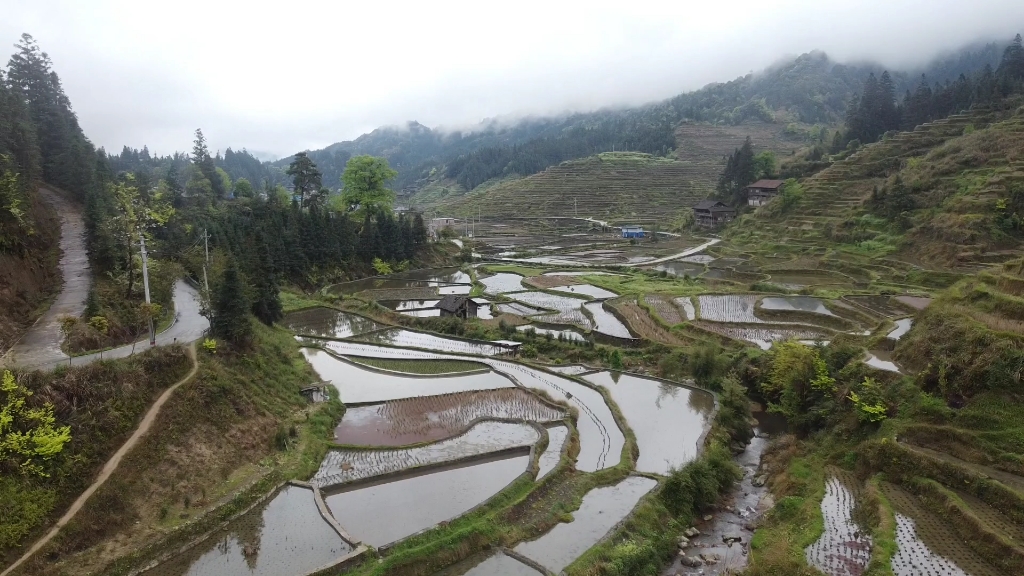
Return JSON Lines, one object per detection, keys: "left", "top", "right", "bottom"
{"left": 844, "top": 295, "right": 910, "bottom": 318}
{"left": 333, "top": 389, "right": 565, "bottom": 446}
{"left": 496, "top": 302, "right": 545, "bottom": 316}
{"left": 480, "top": 273, "right": 528, "bottom": 294}
{"left": 536, "top": 424, "right": 570, "bottom": 480}
{"left": 881, "top": 482, "right": 994, "bottom": 576}
{"left": 674, "top": 297, "right": 696, "bottom": 321}
{"left": 887, "top": 318, "right": 913, "bottom": 340}
{"left": 760, "top": 296, "right": 836, "bottom": 316}
{"left": 611, "top": 300, "right": 689, "bottom": 346}
{"left": 357, "top": 328, "right": 506, "bottom": 355}
{"left": 344, "top": 357, "right": 485, "bottom": 375}
{"left": 314, "top": 421, "right": 538, "bottom": 490}
{"left": 551, "top": 284, "right": 618, "bottom": 299}
{"left": 697, "top": 295, "right": 763, "bottom": 323}
{"left": 804, "top": 472, "right": 872, "bottom": 576}
{"left": 516, "top": 324, "right": 588, "bottom": 342}
{"left": 695, "top": 322, "right": 828, "bottom": 350}
{"left": 584, "top": 301, "right": 635, "bottom": 338}
{"left": 281, "top": 308, "right": 386, "bottom": 339}
{"left": 509, "top": 291, "right": 592, "bottom": 328}
{"left": 546, "top": 364, "right": 591, "bottom": 375}
{"left": 643, "top": 294, "right": 684, "bottom": 325}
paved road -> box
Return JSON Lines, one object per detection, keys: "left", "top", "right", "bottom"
{"left": 18, "top": 280, "right": 210, "bottom": 371}
{"left": 2, "top": 188, "right": 92, "bottom": 368}
{"left": 625, "top": 238, "right": 721, "bottom": 267}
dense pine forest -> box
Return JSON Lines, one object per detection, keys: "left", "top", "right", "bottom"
{"left": 0, "top": 34, "right": 430, "bottom": 352}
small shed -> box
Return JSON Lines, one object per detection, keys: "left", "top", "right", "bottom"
{"left": 693, "top": 200, "right": 737, "bottom": 228}
{"left": 746, "top": 179, "right": 785, "bottom": 207}
{"left": 490, "top": 340, "right": 523, "bottom": 357}
{"left": 621, "top": 225, "right": 645, "bottom": 239}
{"left": 434, "top": 295, "right": 478, "bottom": 319}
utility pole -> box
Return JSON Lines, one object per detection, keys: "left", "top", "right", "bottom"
{"left": 202, "top": 228, "right": 210, "bottom": 297}
{"left": 139, "top": 232, "right": 156, "bottom": 346}
{"left": 574, "top": 197, "right": 578, "bottom": 217}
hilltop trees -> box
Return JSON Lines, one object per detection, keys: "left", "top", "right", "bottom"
{"left": 997, "top": 34, "right": 1024, "bottom": 90}
{"left": 286, "top": 151, "right": 324, "bottom": 209}
{"left": 340, "top": 155, "right": 397, "bottom": 217}
{"left": 716, "top": 138, "right": 757, "bottom": 205}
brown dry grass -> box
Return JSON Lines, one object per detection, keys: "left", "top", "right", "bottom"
{"left": 524, "top": 275, "right": 582, "bottom": 289}
{"left": 609, "top": 300, "right": 693, "bottom": 347}
{"left": 642, "top": 294, "right": 683, "bottom": 325}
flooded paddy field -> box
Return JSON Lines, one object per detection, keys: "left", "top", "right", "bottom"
{"left": 516, "top": 324, "right": 588, "bottom": 342}
{"left": 654, "top": 261, "right": 707, "bottom": 277}
{"left": 436, "top": 551, "right": 542, "bottom": 576}
{"left": 696, "top": 322, "right": 830, "bottom": 350}
{"left": 844, "top": 295, "right": 914, "bottom": 318}
{"left": 881, "top": 482, "right": 995, "bottom": 576}
{"left": 551, "top": 283, "right": 619, "bottom": 299}
{"left": 326, "top": 454, "right": 530, "bottom": 547}
{"left": 760, "top": 296, "right": 837, "bottom": 316}
{"left": 536, "top": 424, "right": 570, "bottom": 480}
{"left": 281, "top": 307, "right": 386, "bottom": 339}
{"left": 328, "top": 268, "right": 473, "bottom": 296}
{"left": 332, "top": 388, "right": 565, "bottom": 446}
{"left": 804, "top": 471, "right": 872, "bottom": 576}
{"left": 545, "top": 364, "right": 592, "bottom": 375}
{"left": 496, "top": 301, "right": 545, "bottom": 316}
{"left": 489, "top": 359, "right": 625, "bottom": 472}
{"left": 301, "top": 349, "right": 515, "bottom": 403}
{"left": 480, "top": 272, "right": 528, "bottom": 294}
{"left": 508, "top": 291, "right": 592, "bottom": 328}
{"left": 582, "top": 371, "right": 714, "bottom": 474}
{"left": 698, "top": 295, "right": 763, "bottom": 323}
{"left": 141, "top": 485, "right": 351, "bottom": 576}
{"left": 314, "top": 421, "right": 538, "bottom": 490}
{"left": 380, "top": 299, "right": 441, "bottom": 311}
{"left": 644, "top": 294, "right": 684, "bottom": 325}
{"left": 865, "top": 350, "right": 901, "bottom": 373}
{"left": 584, "top": 301, "right": 636, "bottom": 339}
{"left": 887, "top": 318, "right": 913, "bottom": 340}
{"left": 513, "top": 476, "right": 658, "bottom": 573}
{"left": 674, "top": 296, "right": 697, "bottom": 321}
{"left": 541, "top": 270, "right": 624, "bottom": 277}
{"left": 356, "top": 328, "right": 509, "bottom": 355}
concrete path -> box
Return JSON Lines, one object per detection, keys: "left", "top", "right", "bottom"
{"left": 1, "top": 188, "right": 92, "bottom": 368}
{"left": 0, "top": 344, "right": 199, "bottom": 576}
{"left": 7, "top": 280, "right": 209, "bottom": 372}
{"left": 625, "top": 238, "right": 721, "bottom": 267}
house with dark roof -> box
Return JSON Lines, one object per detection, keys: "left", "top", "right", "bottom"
{"left": 434, "top": 295, "right": 478, "bottom": 319}
{"left": 746, "top": 179, "right": 785, "bottom": 207}
{"left": 693, "top": 200, "right": 737, "bottom": 228}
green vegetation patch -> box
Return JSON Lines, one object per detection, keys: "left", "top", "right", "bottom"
{"left": 346, "top": 356, "right": 488, "bottom": 375}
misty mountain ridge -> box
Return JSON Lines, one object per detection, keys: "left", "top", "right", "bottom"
{"left": 267, "top": 38, "right": 1003, "bottom": 196}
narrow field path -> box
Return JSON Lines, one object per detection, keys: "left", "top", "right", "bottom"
{"left": 0, "top": 344, "right": 199, "bottom": 576}
{"left": 1, "top": 187, "right": 91, "bottom": 368}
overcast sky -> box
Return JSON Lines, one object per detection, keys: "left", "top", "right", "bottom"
{"left": 2, "top": 1, "right": 1023, "bottom": 159}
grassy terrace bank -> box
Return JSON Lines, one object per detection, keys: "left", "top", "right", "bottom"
{"left": 11, "top": 323, "right": 343, "bottom": 576}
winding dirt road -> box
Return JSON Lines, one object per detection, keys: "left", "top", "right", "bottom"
{"left": 0, "top": 344, "right": 199, "bottom": 576}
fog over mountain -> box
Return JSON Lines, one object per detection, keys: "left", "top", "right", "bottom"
{"left": 2, "top": 0, "right": 1023, "bottom": 156}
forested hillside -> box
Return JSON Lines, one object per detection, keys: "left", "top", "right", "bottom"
{"left": 274, "top": 40, "right": 1003, "bottom": 206}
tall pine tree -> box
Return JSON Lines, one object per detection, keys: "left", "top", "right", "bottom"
{"left": 212, "top": 258, "right": 253, "bottom": 347}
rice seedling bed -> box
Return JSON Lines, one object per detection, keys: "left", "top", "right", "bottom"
{"left": 697, "top": 295, "right": 763, "bottom": 323}
{"left": 804, "top": 470, "right": 872, "bottom": 576}
{"left": 314, "top": 421, "right": 539, "bottom": 490}
{"left": 695, "top": 321, "right": 828, "bottom": 350}
{"left": 333, "top": 388, "right": 565, "bottom": 446}
{"left": 509, "top": 291, "right": 593, "bottom": 328}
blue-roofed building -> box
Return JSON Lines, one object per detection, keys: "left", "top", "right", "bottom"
{"left": 621, "top": 225, "right": 645, "bottom": 239}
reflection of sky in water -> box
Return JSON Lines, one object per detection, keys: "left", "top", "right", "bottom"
{"left": 146, "top": 486, "right": 349, "bottom": 576}
{"left": 584, "top": 371, "right": 713, "bottom": 474}
{"left": 281, "top": 308, "right": 385, "bottom": 339}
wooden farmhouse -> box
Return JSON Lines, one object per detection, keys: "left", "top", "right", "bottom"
{"left": 434, "top": 295, "right": 478, "bottom": 319}
{"left": 746, "top": 179, "right": 785, "bottom": 207}
{"left": 693, "top": 200, "right": 737, "bottom": 228}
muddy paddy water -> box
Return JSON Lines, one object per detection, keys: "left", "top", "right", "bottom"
{"left": 481, "top": 273, "right": 528, "bottom": 294}
{"left": 551, "top": 283, "right": 619, "bottom": 299}
{"left": 327, "top": 454, "right": 530, "bottom": 547}
{"left": 281, "top": 307, "right": 385, "bottom": 339}
{"left": 582, "top": 371, "right": 714, "bottom": 475}
{"left": 513, "top": 476, "right": 658, "bottom": 573}
{"left": 142, "top": 485, "right": 350, "bottom": 576}
{"left": 760, "top": 296, "right": 836, "bottom": 316}
{"left": 301, "top": 349, "right": 514, "bottom": 403}
{"left": 315, "top": 421, "right": 538, "bottom": 490}
{"left": 333, "top": 388, "right": 564, "bottom": 445}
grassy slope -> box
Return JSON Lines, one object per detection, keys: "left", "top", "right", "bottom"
{"left": 13, "top": 322, "right": 342, "bottom": 576}
{"left": 0, "top": 346, "right": 193, "bottom": 566}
